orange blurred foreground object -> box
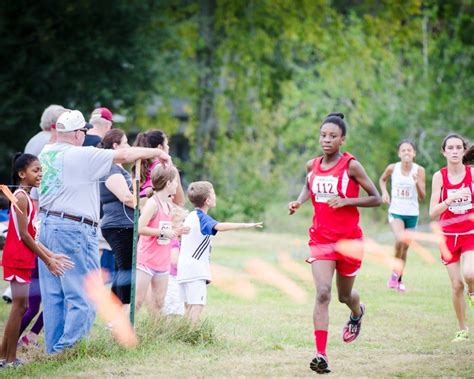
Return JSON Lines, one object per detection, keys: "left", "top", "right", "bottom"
{"left": 335, "top": 238, "right": 405, "bottom": 271}
{"left": 211, "top": 264, "right": 257, "bottom": 300}
{"left": 0, "top": 185, "right": 22, "bottom": 213}
{"left": 430, "top": 222, "right": 452, "bottom": 263}
{"left": 277, "top": 252, "right": 313, "bottom": 283}
{"left": 409, "top": 240, "right": 436, "bottom": 264}
{"left": 85, "top": 270, "right": 138, "bottom": 348}
{"left": 401, "top": 230, "right": 443, "bottom": 245}
{"left": 334, "top": 239, "right": 365, "bottom": 261}
{"left": 245, "top": 258, "right": 307, "bottom": 303}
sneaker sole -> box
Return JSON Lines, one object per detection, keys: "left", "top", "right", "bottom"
{"left": 310, "top": 357, "right": 331, "bottom": 374}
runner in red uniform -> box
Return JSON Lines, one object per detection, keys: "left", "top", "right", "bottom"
{"left": 288, "top": 113, "right": 381, "bottom": 374}
{"left": 429, "top": 134, "right": 474, "bottom": 342}
{"left": 0, "top": 154, "right": 73, "bottom": 368}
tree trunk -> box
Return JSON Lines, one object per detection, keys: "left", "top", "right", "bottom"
{"left": 195, "top": 0, "right": 218, "bottom": 176}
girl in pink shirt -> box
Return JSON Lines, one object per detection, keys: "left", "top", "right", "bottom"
{"left": 133, "top": 129, "right": 185, "bottom": 206}
{"left": 135, "top": 165, "right": 188, "bottom": 316}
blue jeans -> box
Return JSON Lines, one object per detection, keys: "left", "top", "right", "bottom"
{"left": 38, "top": 214, "right": 99, "bottom": 354}
{"left": 100, "top": 248, "right": 116, "bottom": 285}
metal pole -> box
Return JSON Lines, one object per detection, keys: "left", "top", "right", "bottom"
{"left": 129, "top": 160, "right": 141, "bottom": 326}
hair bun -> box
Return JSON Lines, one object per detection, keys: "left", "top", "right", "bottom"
{"left": 13, "top": 152, "right": 23, "bottom": 163}
{"left": 327, "top": 112, "right": 344, "bottom": 119}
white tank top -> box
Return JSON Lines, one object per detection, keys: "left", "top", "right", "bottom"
{"left": 388, "top": 162, "right": 419, "bottom": 216}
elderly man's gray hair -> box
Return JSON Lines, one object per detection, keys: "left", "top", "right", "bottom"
{"left": 39, "top": 104, "right": 67, "bottom": 131}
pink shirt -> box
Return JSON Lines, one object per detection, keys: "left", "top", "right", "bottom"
{"left": 137, "top": 195, "right": 172, "bottom": 272}
{"left": 139, "top": 160, "right": 160, "bottom": 197}
{"left": 169, "top": 240, "right": 180, "bottom": 276}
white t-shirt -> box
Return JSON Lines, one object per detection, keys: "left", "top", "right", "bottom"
{"left": 176, "top": 209, "right": 218, "bottom": 284}
{"left": 38, "top": 143, "right": 114, "bottom": 222}
{"left": 389, "top": 162, "right": 419, "bottom": 216}
{"left": 24, "top": 131, "right": 52, "bottom": 156}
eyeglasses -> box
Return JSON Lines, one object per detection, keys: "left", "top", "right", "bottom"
{"left": 76, "top": 128, "right": 88, "bottom": 136}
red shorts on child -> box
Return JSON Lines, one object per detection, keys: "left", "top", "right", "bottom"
{"left": 3, "top": 267, "right": 32, "bottom": 283}
{"left": 306, "top": 235, "right": 363, "bottom": 277}
{"left": 441, "top": 233, "right": 474, "bottom": 265}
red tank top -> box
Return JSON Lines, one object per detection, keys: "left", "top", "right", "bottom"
{"left": 439, "top": 165, "right": 474, "bottom": 234}
{"left": 2, "top": 189, "right": 37, "bottom": 269}
{"left": 308, "top": 152, "right": 362, "bottom": 241}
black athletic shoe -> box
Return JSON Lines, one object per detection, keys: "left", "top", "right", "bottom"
{"left": 310, "top": 353, "right": 331, "bottom": 374}
{"left": 342, "top": 303, "right": 365, "bottom": 343}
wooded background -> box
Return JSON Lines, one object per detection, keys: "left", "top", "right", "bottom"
{"left": 1, "top": 0, "right": 472, "bottom": 218}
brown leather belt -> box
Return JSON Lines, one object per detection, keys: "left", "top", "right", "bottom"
{"left": 39, "top": 208, "right": 98, "bottom": 227}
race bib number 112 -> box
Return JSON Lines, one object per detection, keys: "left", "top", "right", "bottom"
{"left": 312, "top": 176, "right": 338, "bottom": 203}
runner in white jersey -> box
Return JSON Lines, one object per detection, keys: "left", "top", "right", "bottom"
{"left": 379, "top": 140, "right": 426, "bottom": 292}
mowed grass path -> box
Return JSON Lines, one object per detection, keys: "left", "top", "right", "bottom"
{"left": 1, "top": 227, "right": 473, "bottom": 377}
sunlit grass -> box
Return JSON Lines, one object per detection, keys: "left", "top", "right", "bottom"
{"left": 0, "top": 223, "right": 473, "bottom": 377}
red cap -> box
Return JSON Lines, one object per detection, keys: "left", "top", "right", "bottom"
{"left": 90, "top": 107, "right": 113, "bottom": 122}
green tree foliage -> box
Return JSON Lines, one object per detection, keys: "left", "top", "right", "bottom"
{"left": 0, "top": 0, "right": 164, "bottom": 181}
{"left": 2, "top": 1, "right": 472, "bottom": 220}
{"left": 152, "top": 0, "right": 472, "bottom": 219}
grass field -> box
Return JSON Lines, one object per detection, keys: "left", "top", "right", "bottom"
{"left": 0, "top": 211, "right": 473, "bottom": 377}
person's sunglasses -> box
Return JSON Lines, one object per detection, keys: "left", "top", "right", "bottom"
{"left": 76, "top": 128, "right": 88, "bottom": 136}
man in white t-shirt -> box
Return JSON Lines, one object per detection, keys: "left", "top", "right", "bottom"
{"left": 37, "top": 110, "right": 170, "bottom": 354}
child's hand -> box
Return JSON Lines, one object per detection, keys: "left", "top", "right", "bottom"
{"left": 163, "top": 229, "right": 178, "bottom": 240}
{"left": 249, "top": 222, "right": 263, "bottom": 229}
{"left": 46, "top": 254, "right": 74, "bottom": 277}
{"left": 288, "top": 201, "right": 301, "bottom": 215}
{"left": 55, "top": 254, "right": 75, "bottom": 270}
{"left": 47, "top": 259, "right": 64, "bottom": 277}
{"left": 175, "top": 225, "right": 190, "bottom": 236}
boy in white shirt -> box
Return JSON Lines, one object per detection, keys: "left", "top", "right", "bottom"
{"left": 177, "top": 181, "right": 262, "bottom": 322}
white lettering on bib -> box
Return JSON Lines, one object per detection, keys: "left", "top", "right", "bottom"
{"left": 312, "top": 176, "right": 338, "bottom": 203}
{"left": 447, "top": 189, "right": 472, "bottom": 214}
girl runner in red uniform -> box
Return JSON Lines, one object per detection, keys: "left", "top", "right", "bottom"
{"left": 429, "top": 134, "right": 474, "bottom": 342}
{"left": 288, "top": 113, "right": 381, "bottom": 374}
{"left": 0, "top": 154, "right": 73, "bottom": 367}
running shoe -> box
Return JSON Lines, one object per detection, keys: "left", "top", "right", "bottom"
{"left": 397, "top": 281, "right": 407, "bottom": 292}
{"left": 452, "top": 329, "right": 469, "bottom": 342}
{"left": 387, "top": 273, "right": 399, "bottom": 290}
{"left": 310, "top": 353, "right": 331, "bottom": 374}
{"left": 342, "top": 304, "right": 365, "bottom": 343}
{"left": 3, "top": 358, "right": 24, "bottom": 369}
